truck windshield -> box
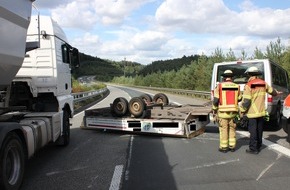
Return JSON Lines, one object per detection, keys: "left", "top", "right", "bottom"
{"left": 216, "top": 62, "right": 265, "bottom": 84}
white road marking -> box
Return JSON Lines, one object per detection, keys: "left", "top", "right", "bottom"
{"left": 46, "top": 166, "right": 87, "bottom": 176}
{"left": 256, "top": 153, "right": 282, "bottom": 181}
{"left": 125, "top": 136, "right": 134, "bottom": 181}
{"left": 237, "top": 131, "right": 290, "bottom": 158}
{"left": 109, "top": 165, "right": 124, "bottom": 190}
{"left": 184, "top": 159, "right": 240, "bottom": 171}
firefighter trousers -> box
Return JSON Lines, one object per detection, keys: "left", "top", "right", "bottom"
{"left": 218, "top": 117, "right": 237, "bottom": 149}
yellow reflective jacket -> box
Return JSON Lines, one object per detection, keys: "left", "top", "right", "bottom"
{"left": 212, "top": 80, "right": 242, "bottom": 118}
{"left": 240, "top": 77, "right": 276, "bottom": 118}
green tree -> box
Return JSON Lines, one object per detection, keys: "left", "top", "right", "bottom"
{"left": 265, "top": 37, "right": 285, "bottom": 64}
{"left": 211, "top": 47, "right": 224, "bottom": 63}
{"left": 282, "top": 45, "right": 290, "bottom": 76}
{"left": 252, "top": 47, "right": 264, "bottom": 59}
{"left": 225, "top": 48, "right": 236, "bottom": 61}
{"left": 241, "top": 49, "right": 247, "bottom": 60}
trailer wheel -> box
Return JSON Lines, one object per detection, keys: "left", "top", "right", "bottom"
{"left": 57, "top": 110, "right": 70, "bottom": 146}
{"left": 0, "top": 132, "right": 25, "bottom": 190}
{"left": 112, "top": 97, "right": 129, "bottom": 117}
{"left": 129, "top": 97, "right": 146, "bottom": 118}
{"left": 153, "top": 93, "right": 169, "bottom": 106}
{"left": 139, "top": 94, "right": 152, "bottom": 105}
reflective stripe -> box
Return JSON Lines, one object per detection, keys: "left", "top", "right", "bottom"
{"left": 229, "top": 138, "right": 236, "bottom": 147}
{"left": 242, "top": 77, "right": 268, "bottom": 118}
{"left": 218, "top": 111, "right": 238, "bottom": 118}
{"left": 218, "top": 82, "right": 239, "bottom": 112}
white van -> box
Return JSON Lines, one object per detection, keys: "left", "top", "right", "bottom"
{"left": 211, "top": 59, "right": 289, "bottom": 129}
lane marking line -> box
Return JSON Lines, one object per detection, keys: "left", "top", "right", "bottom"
{"left": 256, "top": 153, "right": 282, "bottom": 181}
{"left": 109, "top": 165, "right": 124, "bottom": 190}
{"left": 237, "top": 131, "right": 290, "bottom": 158}
{"left": 125, "top": 136, "right": 134, "bottom": 181}
{"left": 184, "top": 159, "right": 240, "bottom": 171}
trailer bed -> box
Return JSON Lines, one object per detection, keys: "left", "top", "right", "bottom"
{"left": 81, "top": 103, "right": 212, "bottom": 138}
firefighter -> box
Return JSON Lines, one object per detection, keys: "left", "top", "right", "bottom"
{"left": 240, "top": 66, "right": 282, "bottom": 154}
{"left": 212, "top": 70, "right": 242, "bottom": 153}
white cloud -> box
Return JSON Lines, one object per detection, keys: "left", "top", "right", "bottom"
{"left": 50, "top": 2, "right": 97, "bottom": 29}
{"left": 155, "top": 0, "right": 236, "bottom": 33}
{"left": 34, "top": 0, "right": 290, "bottom": 64}
{"left": 132, "top": 31, "right": 170, "bottom": 51}
{"left": 155, "top": 0, "right": 290, "bottom": 38}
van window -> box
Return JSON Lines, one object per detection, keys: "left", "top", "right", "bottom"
{"left": 271, "top": 63, "right": 288, "bottom": 87}
{"left": 216, "top": 62, "right": 265, "bottom": 84}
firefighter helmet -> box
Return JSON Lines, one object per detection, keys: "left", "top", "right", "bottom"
{"left": 245, "top": 66, "right": 262, "bottom": 76}
{"left": 222, "top": 70, "right": 234, "bottom": 77}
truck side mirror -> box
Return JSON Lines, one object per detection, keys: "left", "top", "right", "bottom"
{"left": 70, "top": 48, "right": 80, "bottom": 69}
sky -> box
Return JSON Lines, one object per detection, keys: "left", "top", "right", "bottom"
{"left": 33, "top": 0, "right": 290, "bottom": 65}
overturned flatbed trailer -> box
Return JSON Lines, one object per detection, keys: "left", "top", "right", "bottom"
{"left": 81, "top": 94, "right": 212, "bottom": 138}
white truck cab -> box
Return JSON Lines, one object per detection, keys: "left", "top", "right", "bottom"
{"left": 12, "top": 15, "right": 79, "bottom": 113}
{"left": 211, "top": 59, "right": 289, "bottom": 129}
{"left": 0, "top": 12, "right": 80, "bottom": 189}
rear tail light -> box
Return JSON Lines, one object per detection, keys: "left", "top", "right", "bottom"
{"left": 268, "top": 95, "right": 273, "bottom": 102}
{"left": 211, "top": 90, "right": 214, "bottom": 100}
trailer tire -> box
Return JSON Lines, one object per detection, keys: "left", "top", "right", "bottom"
{"left": 57, "top": 110, "right": 70, "bottom": 146}
{"left": 0, "top": 132, "right": 25, "bottom": 190}
{"left": 112, "top": 97, "right": 129, "bottom": 117}
{"left": 153, "top": 93, "right": 169, "bottom": 106}
{"left": 139, "top": 94, "right": 152, "bottom": 105}
{"left": 129, "top": 97, "right": 146, "bottom": 118}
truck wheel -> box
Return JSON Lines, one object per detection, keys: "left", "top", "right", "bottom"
{"left": 57, "top": 110, "right": 70, "bottom": 146}
{"left": 153, "top": 93, "right": 169, "bottom": 106}
{"left": 0, "top": 132, "right": 25, "bottom": 190}
{"left": 129, "top": 97, "right": 146, "bottom": 118}
{"left": 139, "top": 94, "right": 152, "bottom": 105}
{"left": 112, "top": 97, "right": 129, "bottom": 117}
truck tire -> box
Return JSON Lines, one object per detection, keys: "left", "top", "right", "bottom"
{"left": 139, "top": 94, "right": 152, "bottom": 105}
{"left": 0, "top": 132, "right": 25, "bottom": 190}
{"left": 112, "top": 97, "right": 129, "bottom": 117}
{"left": 129, "top": 97, "right": 146, "bottom": 118}
{"left": 153, "top": 93, "right": 169, "bottom": 106}
{"left": 57, "top": 110, "right": 70, "bottom": 146}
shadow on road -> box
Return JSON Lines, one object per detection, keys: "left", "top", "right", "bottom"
{"left": 121, "top": 135, "right": 178, "bottom": 190}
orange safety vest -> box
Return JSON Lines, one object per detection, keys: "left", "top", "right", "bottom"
{"left": 283, "top": 94, "right": 290, "bottom": 118}
{"left": 284, "top": 94, "right": 290, "bottom": 107}
{"left": 218, "top": 82, "right": 240, "bottom": 112}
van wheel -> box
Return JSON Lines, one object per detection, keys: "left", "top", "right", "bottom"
{"left": 281, "top": 116, "right": 289, "bottom": 134}
{"left": 269, "top": 104, "right": 282, "bottom": 130}
{"left": 0, "top": 132, "right": 25, "bottom": 190}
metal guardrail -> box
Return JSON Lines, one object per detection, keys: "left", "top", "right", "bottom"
{"left": 72, "top": 88, "right": 108, "bottom": 103}
{"left": 72, "top": 86, "right": 211, "bottom": 104}
{"left": 123, "top": 85, "right": 212, "bottom": 100}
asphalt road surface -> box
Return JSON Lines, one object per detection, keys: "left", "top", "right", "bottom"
{"left": 21, "top": 85, "right": 290, "bottom": 190}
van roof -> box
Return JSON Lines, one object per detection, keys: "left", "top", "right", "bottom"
{"left": 214, "top": 59, "right": 270, "bottom": 66}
